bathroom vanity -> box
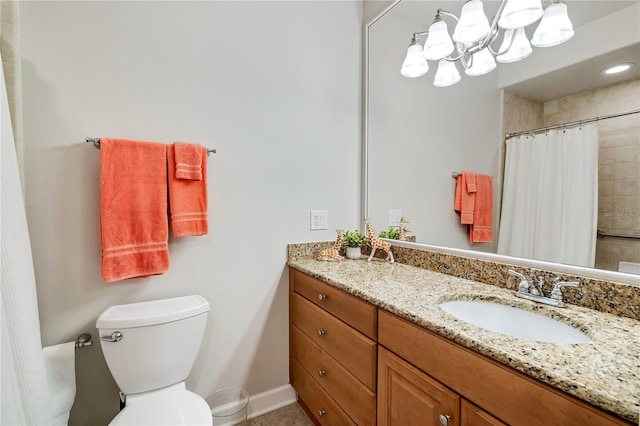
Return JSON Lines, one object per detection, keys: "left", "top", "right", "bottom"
{"left": 288, "top": 254, "right": 639, "bottom": 425}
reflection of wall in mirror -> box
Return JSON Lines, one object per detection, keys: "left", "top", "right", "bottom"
{"left": 367, "top": 3, "right": 501, "bottom": 253}
{"left": 502, "top": 79, "right": 640, "bottom": 273}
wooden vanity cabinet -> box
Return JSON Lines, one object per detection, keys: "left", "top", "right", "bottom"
{"left": 289, "top": 269, "right": 377, "bottom": 425}
{"left": 378, "top": 310, "right": 631, "bottom": 426}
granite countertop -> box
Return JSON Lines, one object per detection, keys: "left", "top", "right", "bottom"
{"left": 287, "top": 257, "right": 640, "bottom": 423}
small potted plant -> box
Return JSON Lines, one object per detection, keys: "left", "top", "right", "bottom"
{"left": 342, "top": 229, "right": 367, "bottom": 259}
{"left": 379, "top": 227, "right": 400, "bottom": 240}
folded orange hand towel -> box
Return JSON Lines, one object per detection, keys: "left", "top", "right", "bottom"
{"left": 168, "top": 144, "right": 209, "bottom": 237}
{"left": 100, "top": 138, "right": 169, "bottom": 283}
{"left": 454, "top": 172, "right": 475, "bottom": 225}
{"left": 174, "top": 142, "right": 203, "bottom": 181}
{"left": 470, "top": 174, "right": 493, "bottom": 244}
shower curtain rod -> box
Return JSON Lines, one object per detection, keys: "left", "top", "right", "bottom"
{"left": 505, "top": 108, "right": 640, "bottom": 139}
{"left": 85, "top": 137, "right": 217, "bottom": 156}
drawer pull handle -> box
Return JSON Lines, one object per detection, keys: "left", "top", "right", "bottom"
{"left": 438, "top": 414, "right": 451, "bottom": 426}
{"left": 318, "top": 410, "right": 326, "bottom": 417}
{"left": 317, "top": 369, "right": 326, "bottom": 377}
{"left": 317, "top": 330, "right": 325, "bottom": 337}
{"left": 318, "top": 294, "right": 326, "bottom": 301}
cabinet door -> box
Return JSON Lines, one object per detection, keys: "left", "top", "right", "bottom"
{"left": 461, "top": 400, "right": 506, "bottom": 426}
{"left": 378, "top": 346, "right": 460, "bottom": 426}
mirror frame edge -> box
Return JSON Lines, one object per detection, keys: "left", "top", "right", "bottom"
{"left": 361, "top": 0, "right": 640, "bottom": 287}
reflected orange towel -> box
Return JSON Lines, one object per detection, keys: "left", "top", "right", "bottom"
{"left": 100, "top": 139, "right": 169, "bottom": 283}
{"left": 168, "top": 144, "right": 209, "bottom": 237}
{"left": 470, "top": 174, "right": 493, "bottom": 244}
{"left": 174, "top": 142, "right": 203, "bottom": 181}
{"left": 454, "top": 172, "right": 475, "bottom": 225}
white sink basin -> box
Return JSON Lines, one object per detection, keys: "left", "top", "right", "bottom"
{"left": 439, "top": 300, "right": 591, "bottom": 344}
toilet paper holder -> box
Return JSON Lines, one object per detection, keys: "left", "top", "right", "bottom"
{"left": 75, "top": 332, "right": 93, "bottom": 349}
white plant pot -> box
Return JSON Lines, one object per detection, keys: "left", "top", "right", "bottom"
{"left": 346, "top": 247, "right": 362, "bottom": 260}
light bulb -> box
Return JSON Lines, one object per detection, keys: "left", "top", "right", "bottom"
{"left": 424, "top": 19, "right": 454, "bottom": 61}
{"left": 401, "top": 42, "right": 429, "bottom": 78}
{"left": 531, "top": 1, "right": 574, "bottom": 47}
{"left": 497, "top": 27, "right": 532, "bottom": 63}
{"left": 498, "top": 0, "right": 543, "bottom": 30}
{"left": 434, "top": 59, "right": 461, "bottom": 87}
{"left": 465, "top": 48, "right": 496, "bottom": 76}
{"left": 453, "top": 0, "right": 490, "bottom": 45}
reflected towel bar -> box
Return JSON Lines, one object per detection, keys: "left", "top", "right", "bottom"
{"left": 86, "top": 137, "right": 216, "bottom": 156}
{"left": 452, "top": 171, "right": 494, "bottom": 179}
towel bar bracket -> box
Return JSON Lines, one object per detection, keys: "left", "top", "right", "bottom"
{"left": 75, "top": 332, "right": 93, "bottom": 349}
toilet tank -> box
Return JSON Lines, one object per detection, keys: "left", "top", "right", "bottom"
{"left": 96, "top": 295, "right": 209, "bottom": 395}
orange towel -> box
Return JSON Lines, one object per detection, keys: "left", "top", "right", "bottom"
{"left": 168, "top": 144, "right": 209, "bottom": 237}
{"left": 100, "top": 138, "right": 169, "bottom": 282}
{"left": 174, "top": 142, "right": 203, "bottom": 181}
{"left": 470, "top": 174, "right": 493, "bottom": 244}
{"left": 454, "top": 172, "right": 475, "bottom": 225}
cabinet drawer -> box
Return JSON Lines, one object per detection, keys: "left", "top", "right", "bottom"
{"left": 291, "top": 325, "right": 376, "bottom": 425}
{"left": 291, "top": 293, "right": 377, "bottom": 390}
{"left": 291, "top": 358, "right": 356, "bottom": 426}
{"left": 379, "top": 310, "right": 630, "bottom": 426}
{"left": 290, "top": 268, "right": 377, "bottom": 340}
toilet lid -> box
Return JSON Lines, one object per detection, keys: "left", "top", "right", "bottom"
{"left": 110, "top": 384, "right": 212, "bottom": 426}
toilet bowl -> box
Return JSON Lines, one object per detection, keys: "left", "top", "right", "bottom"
{"left": 96, "top": 295, "right": 212, "bottom": 425}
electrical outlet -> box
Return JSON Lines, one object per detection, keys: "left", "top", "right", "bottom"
{"left": 310, "top": 210, "right": 328, "bottom": 230}
{"left": 389, "top": 210, "right": 402, "bottom": 227}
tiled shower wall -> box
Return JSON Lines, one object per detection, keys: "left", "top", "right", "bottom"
{"left": 503, "top": 78, "right": 640, "bottom": 273}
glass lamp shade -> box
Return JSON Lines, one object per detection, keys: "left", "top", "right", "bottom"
{"left": 434, "top": 59, "right": 461, "bottom": 87}
{"left": 423, "top": 20, "right": 454, "bottom": 60}
{"left": 465, "top": 48, "right": 496, "bottom": 76}
{"left": 531, "top": 1, "right": 574, "bottom": 47}
{"left": 452, "top": 0, "right": 490, "bottom": 45}
{"left": 497, "top": 27, "right": 532, "bottom": 63}
{"left": 401, "top": 43, "right": 429, "bottom": 78}
{"left": 498, "top": 0, "right": 543, "bottom": 30}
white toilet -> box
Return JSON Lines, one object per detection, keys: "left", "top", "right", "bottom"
{"left": 96, "top": 295, "right": 212, "bottom": 425}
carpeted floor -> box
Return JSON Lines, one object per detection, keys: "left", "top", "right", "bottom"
{"left": 247, "top": 403, "right": 313, "bottom": 425}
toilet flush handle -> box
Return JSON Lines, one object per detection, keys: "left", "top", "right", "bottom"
{"left": 99, "top": 331, "right": 123, "bottom": 343}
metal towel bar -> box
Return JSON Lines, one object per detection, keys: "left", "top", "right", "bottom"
{"left": 85, "top": 137, "right": 216, "bottom": 156}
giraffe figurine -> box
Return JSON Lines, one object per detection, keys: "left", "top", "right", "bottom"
{"left": 398, "top": 217, "right": 411, "bottom": 241}
{"left": 315, "top": 229, "right": 345, "bottom": 262}
{"left": 365, "top": 219, "right": 394, "bottom": 263}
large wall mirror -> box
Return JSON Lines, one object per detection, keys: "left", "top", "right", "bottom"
{"left": 365, "top": 0, "right": 640, "bottom": 285}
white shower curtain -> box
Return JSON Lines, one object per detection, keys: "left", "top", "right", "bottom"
{"left": 497, "top": 125, "right": 599, "bottom": 268}
{"left": 1, "top": 53, "right": 51, "bottom": 425}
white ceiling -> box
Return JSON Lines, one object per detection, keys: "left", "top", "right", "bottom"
{"left": 390, "top": 0, "right": 640, "bottom": 101}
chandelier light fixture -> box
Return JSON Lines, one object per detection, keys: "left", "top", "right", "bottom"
{"left": 401, "top": 0, "right": 574, "bottom": 86}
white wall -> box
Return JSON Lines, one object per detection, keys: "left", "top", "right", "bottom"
{"left": 19, "top": 1, "right": 362, "bottom": 424}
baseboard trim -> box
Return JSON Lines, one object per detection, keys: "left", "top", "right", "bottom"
{"left": 246, "top": 384, "right": 297, "bottom": 419}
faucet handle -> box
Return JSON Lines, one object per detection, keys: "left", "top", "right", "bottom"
{"left": 508, "top": 269, "right": 528, "bottom": 281}
{"left": 550, "top": 281, "right": 579, "bottom": 301}
{"left": 508, "top": 269, "right": 531, "bottom": 293}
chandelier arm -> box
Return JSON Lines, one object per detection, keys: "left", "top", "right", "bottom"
{"left": 437, "top": 9, "right": 460, "bottom": 23}
{"left": 488, "top": 28, "right": 515, "bottom": 56}
{"left": 476, "top": 0, "right": 509, "bottom": 53}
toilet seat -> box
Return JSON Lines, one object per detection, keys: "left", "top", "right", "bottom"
{"left": 110, "top": 382, "right": 212, "bottom": 426}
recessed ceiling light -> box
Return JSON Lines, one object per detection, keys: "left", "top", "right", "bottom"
{"left": 601, "top": 62, "right": 635, "bottom": 75}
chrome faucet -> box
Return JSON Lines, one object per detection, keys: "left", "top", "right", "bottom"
{"left": 508, "top": 269, "right": 578, "bottom": 308}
